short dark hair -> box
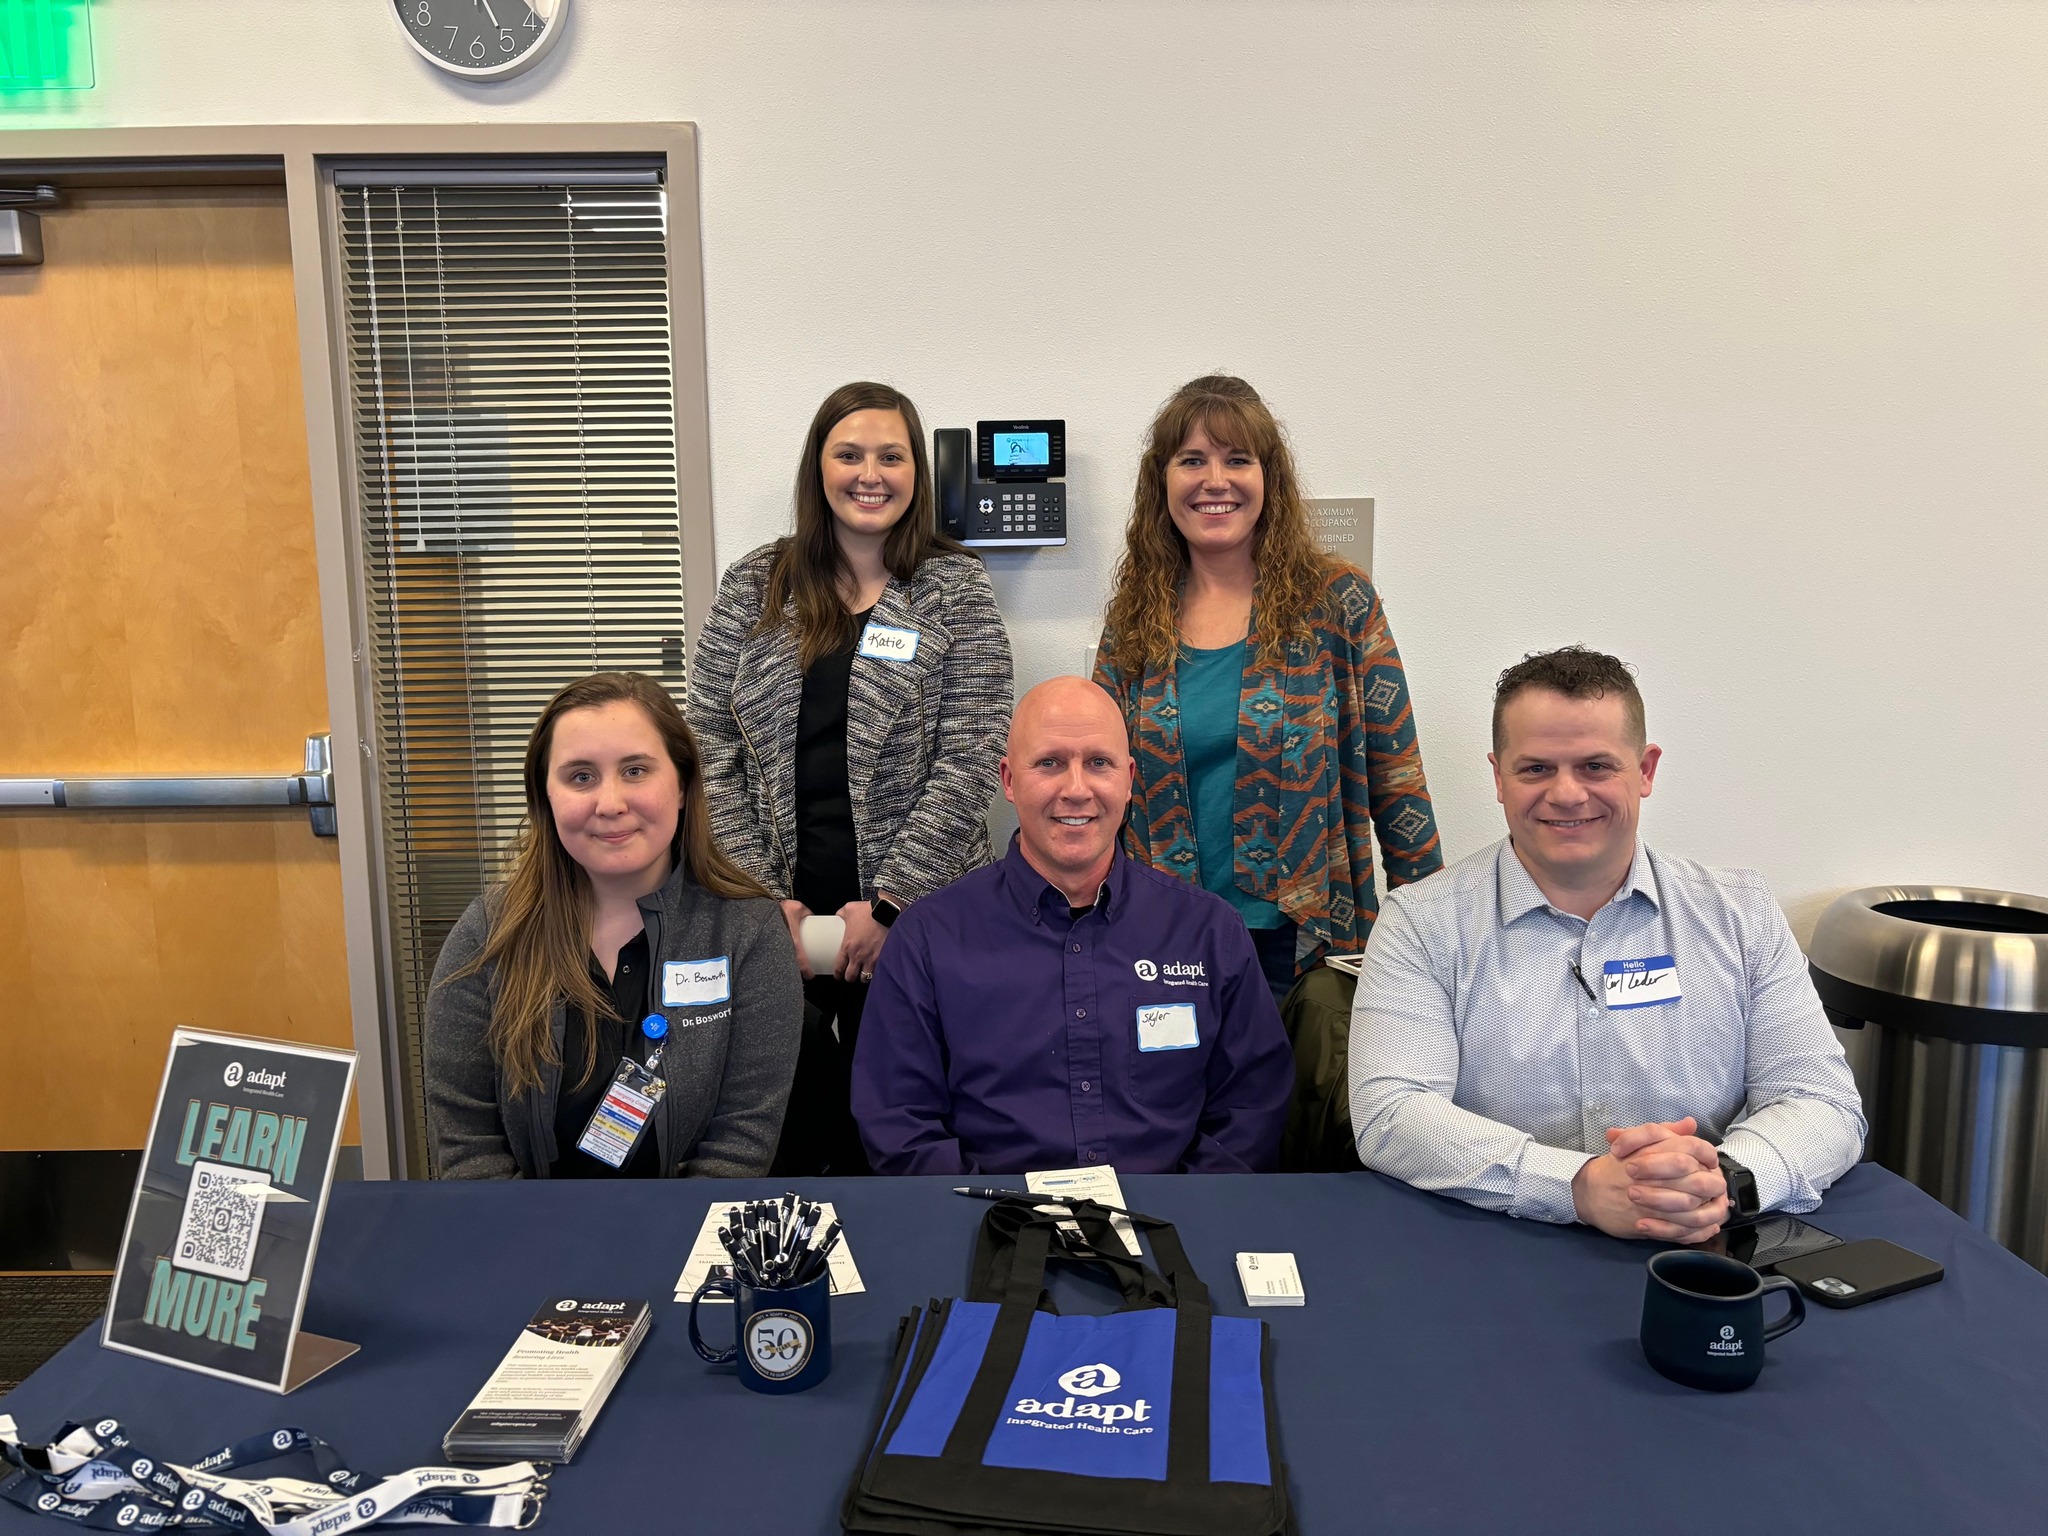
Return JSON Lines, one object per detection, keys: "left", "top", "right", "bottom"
{"left": 1491, "top": 646, "right": 1646, "bottom": 753}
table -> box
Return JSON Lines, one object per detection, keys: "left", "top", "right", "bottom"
{"left": 4, "top": 1166, "right": 2046, "bottom": 1534}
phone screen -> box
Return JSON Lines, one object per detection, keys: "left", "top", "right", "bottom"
{"left": 1700, "top": 1213, "right": 1843, "bottom": 1270}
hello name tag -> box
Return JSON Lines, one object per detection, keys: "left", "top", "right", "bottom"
{"left": 857, "top": 623, "right": 919, "bottom": 662}
{"left": 664, "top": 956, "right": 731, "bottom": 1007}
{"left": 1603, "top": 955, "right": 1681, "bottom": 1009}
{"left": 1137, "top": 1003, "right": 1200, "bottom": 1051}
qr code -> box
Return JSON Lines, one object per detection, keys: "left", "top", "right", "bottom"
{"left": 173, "top": 1160, "right": 271, "bottom": 1283}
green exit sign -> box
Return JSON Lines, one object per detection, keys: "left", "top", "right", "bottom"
{"left": 1, "top": 0, "right": 94, "bottom": 93}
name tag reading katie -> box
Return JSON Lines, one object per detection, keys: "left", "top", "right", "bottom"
{"left": 1603, "top": 955, "right": 1682, "bottom": 1009}
{"left": 857, "top": 623, "right": 920, "bottom": 662}
{"left": 1137, "top": 1003, "right": 1200, "bottom": 1051}
{"left": 664, "top": 957, "right": 731, "bottom": 1007}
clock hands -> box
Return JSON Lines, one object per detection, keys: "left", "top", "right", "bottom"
{"left": 475, "top": 0, "right": 499, "bottom": 25}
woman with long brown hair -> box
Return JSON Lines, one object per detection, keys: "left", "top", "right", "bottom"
{"left": 426, "top": 672, "right": 802, "bottom": 1178}
{"left": 690, "top": 381, "right": 1013, "bottom": 1175}
{"left": 1094, "top": 375, "right": 1443, "bottom": 1002}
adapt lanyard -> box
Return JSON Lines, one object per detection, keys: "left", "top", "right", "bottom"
{"left": 0, "top": 1417, "right": 546, "bottom": 1534}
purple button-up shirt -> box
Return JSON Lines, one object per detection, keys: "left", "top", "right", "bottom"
{"left": 851, "top": 838, "right": 1293, "bottom": 1175}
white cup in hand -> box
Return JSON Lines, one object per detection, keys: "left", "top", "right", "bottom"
{"left": 798, "top": 915, "right": 845, "bottom": 976}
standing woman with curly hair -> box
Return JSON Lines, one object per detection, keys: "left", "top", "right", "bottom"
{"left": 1094, "top": 376, "right": 1443, "bottom": 1003}
{"left": 690, "top": 382, "right": 1014, "bottom": 1174}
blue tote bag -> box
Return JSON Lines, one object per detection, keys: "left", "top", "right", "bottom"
{"left": 843, "top": 1198, "right": 1293, "bottom": 1536}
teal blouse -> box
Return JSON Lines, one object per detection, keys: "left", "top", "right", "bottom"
{"left": 1177, "top": 639, "right": 1286, "bottom": 930}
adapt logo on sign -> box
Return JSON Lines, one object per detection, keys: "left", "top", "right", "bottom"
{"left": 1012, "top": 1361, "right": 1153, "bottom": 1431}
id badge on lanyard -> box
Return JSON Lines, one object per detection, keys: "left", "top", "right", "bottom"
{"left": 575, "top": 1014, "right": 669, "bottom": 1169}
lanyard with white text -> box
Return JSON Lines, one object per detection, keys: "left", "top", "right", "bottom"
{"left": 0, "top": 1416, "right": 546, "bottom": 1533}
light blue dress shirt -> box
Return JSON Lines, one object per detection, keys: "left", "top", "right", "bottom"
{"left": 1347, "top": 838, "right": 1866, "bottom": 1223}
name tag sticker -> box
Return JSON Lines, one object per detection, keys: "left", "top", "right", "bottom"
{"left": 1603, "top": 955, "right": 1681, "bottom": 1009}
{"left": 664, "top": 957, "right": 731, "bottom": 1007}
{"left": 857, "top": 623, "right": 920, "bottom": 662}
{"left": 1137, "top": 1003, "right": 1200, "bottom": 1051}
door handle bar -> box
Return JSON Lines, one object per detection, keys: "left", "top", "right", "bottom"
{"left": 0, "top": 733, "right": 337, "bottom": 836}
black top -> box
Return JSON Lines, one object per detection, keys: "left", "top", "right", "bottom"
{"left": 792, "top": 605, "right": 871, "bottom": 916}
{"left": 549, "top": 929, "right": 661, "bottom": 1178}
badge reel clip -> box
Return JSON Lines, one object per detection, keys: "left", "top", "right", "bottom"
{"left": 574, "top": 1015, "right": 668, "bottom": 1169}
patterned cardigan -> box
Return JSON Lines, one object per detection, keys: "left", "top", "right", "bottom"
{"left": 1093, "top": 563, "right": 1442, "bottom": 975}
{"left": 689, "top": 543, "right": 1015, "bottom": 906}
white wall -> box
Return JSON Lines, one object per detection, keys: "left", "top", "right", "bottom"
{"left": 13, "top": 1, "right": 2046, "bottom": 930}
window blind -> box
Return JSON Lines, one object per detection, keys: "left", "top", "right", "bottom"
{"left": 337, "top": 175, "right": 686, "bottom": 1175}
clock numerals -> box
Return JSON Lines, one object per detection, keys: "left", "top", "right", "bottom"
{"left": 396, "top": 0, "right": 562, "bottom": 77}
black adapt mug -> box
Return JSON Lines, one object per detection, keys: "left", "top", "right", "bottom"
{"left": 1641, "top": 1249, "right": 1805, "bottom": 1392}
{"left": 688, "top": 1269, "right": 832, "bottom": 1394}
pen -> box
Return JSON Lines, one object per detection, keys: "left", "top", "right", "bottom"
{"left": 953, "top": 1186, "right": 1022, "bottom": 1201}
{"left": 1570, "top": 963, "right": 1599, "bottom": 1005}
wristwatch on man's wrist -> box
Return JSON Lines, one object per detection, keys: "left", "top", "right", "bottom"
{"left": 870, "top": 896, "right": 902, "bottom": 929}
{"left": 1717, "top": 1152, "right": 1761, "bottom": 1221}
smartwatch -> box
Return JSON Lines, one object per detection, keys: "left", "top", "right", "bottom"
{"left": 870, "top": 896, "right": 902, "bottom": 929}
{"left": 1717, "top": 1152, "right": 1761, "bottom": 1221}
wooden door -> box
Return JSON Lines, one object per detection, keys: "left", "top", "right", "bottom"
{"left": 0, "top": 187, "right": 356, "bottom": 1150}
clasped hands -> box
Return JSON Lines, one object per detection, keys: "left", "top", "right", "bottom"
{"left": 1571, "top": 1116, "right": 1729, "bottom": 1244}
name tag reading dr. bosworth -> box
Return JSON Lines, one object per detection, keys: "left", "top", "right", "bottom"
{"left": 664, "top": 957, "right": 731, "bottom": 1007}
{"left": 857, "top": 623, "right": 919, "bottom": 662}
{"left": 1603, "top": 955, "right": 1681, "bottom": 1009}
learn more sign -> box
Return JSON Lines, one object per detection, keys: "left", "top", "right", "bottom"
{"left": 103, "top": 1027, "right": 358, "bottom": 1392}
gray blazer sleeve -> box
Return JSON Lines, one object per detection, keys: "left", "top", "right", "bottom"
{"left": 424, "top": 897, "right": 522, "bottom": 1180}
{"left": 682, "top": 901, "right": 803, "bottom": 1177}
{"left": 873, "top": 559, "right": 1014, "bottom": 903}
{"left": 687, "top": 555, "right": 782, "bottom": 893}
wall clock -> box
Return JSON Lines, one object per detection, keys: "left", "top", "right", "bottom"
{"left": 393, "top": 0, "right": 568, "bottom": 81}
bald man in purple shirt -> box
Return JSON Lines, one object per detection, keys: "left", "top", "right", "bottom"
{"left": 850, "top": 677, "right": 1294, "bottom": 1175}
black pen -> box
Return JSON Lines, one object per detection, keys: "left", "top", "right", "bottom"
{"left": 1570, "top": 963, "right": 1600, "bottom": 1005}
{"left": 953, "top": 1185, "right": 1022, "bottom": 1200}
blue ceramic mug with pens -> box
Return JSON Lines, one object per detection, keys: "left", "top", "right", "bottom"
{"left": 689, "top": 1269, "right": 833, "bottom": 1394}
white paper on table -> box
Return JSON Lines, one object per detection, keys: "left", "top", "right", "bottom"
{"left": 672, "top": 1199, "right": 865, "bottom": 1301}
{"left": 1025, "top": 1166, "right": 1142, "bottom": 1257}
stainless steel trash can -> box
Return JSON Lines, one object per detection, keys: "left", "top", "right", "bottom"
{"left": 1809, "top": 885, "right": 2048, "bottom": 1271}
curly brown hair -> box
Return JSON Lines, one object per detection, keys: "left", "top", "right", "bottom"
{"left": 1101, "top": 375, "right": 1335, "bottom": 673}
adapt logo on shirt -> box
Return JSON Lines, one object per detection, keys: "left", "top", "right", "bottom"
{"left": 1133, "top": 958, "right": 1207, "bottom": 987}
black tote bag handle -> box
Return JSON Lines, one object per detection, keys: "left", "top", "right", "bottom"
{"left": 969, "top": 1196, "right": 1176, "bottom": 1310}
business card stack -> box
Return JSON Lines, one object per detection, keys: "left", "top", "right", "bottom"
{"left": 1235, "top": 1251, "right": 1306, "bottom": 1307}
{"left": 443, "top": 1298, "right": 651, "bottom": 1464}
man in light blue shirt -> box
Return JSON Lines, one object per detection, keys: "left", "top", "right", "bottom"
{"left": 1348, "top": 647, "right": 1865, "bottom": 1244}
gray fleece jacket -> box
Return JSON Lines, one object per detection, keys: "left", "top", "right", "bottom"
{"left": 424, "top": 866, "right": 802, "bottom": 1178}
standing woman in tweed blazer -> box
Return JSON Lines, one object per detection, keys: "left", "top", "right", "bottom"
{"left": 1094, "top": 375, "right": 1443, "bottom": 1003}
{"left": 690, "top": 381, "right": 1014, "bottom": 1174}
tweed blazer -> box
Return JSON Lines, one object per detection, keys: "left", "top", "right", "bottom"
{"left": 689, "top": 543, "right": 1014, "bottom": 907}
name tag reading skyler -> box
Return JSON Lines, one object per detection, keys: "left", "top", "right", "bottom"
{"left": 664, "top": 956, "right": 731, "bottom": 1007}
{"left": 1603, "top": 955, "right": 1681, "bottom": 1009}
{"left": 1136, "top": 1003, "right": 1199, "bottom": 1051}
{"left": 857, "top": 623, "right": 919, "bottom": 662}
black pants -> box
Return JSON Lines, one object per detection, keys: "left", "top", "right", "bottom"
{"left": 769, "top": 974, "right": 873, "bottom": 1177}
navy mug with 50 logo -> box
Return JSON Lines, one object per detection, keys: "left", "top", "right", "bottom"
{"left": 1641, "top": 1249, "right": 1805, "bottom": 1391}
{"left": 689, "top": 1269, "right": 832, "bottom": 1394}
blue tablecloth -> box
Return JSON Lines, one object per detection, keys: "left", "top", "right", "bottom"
{"left": 4, "top": 1165, "right": 2046, "bottom": 1533}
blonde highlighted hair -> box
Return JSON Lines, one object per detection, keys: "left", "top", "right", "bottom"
{"left": 440, "top": 672, "right": 767, "bottom": 1097}
{"left": 1101, "top": 375, "right": 1335, "bottom": 674}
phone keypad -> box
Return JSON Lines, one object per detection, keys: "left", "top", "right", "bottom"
{"left": 964, "top": 483, "right": 1066, "bottom": 545}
